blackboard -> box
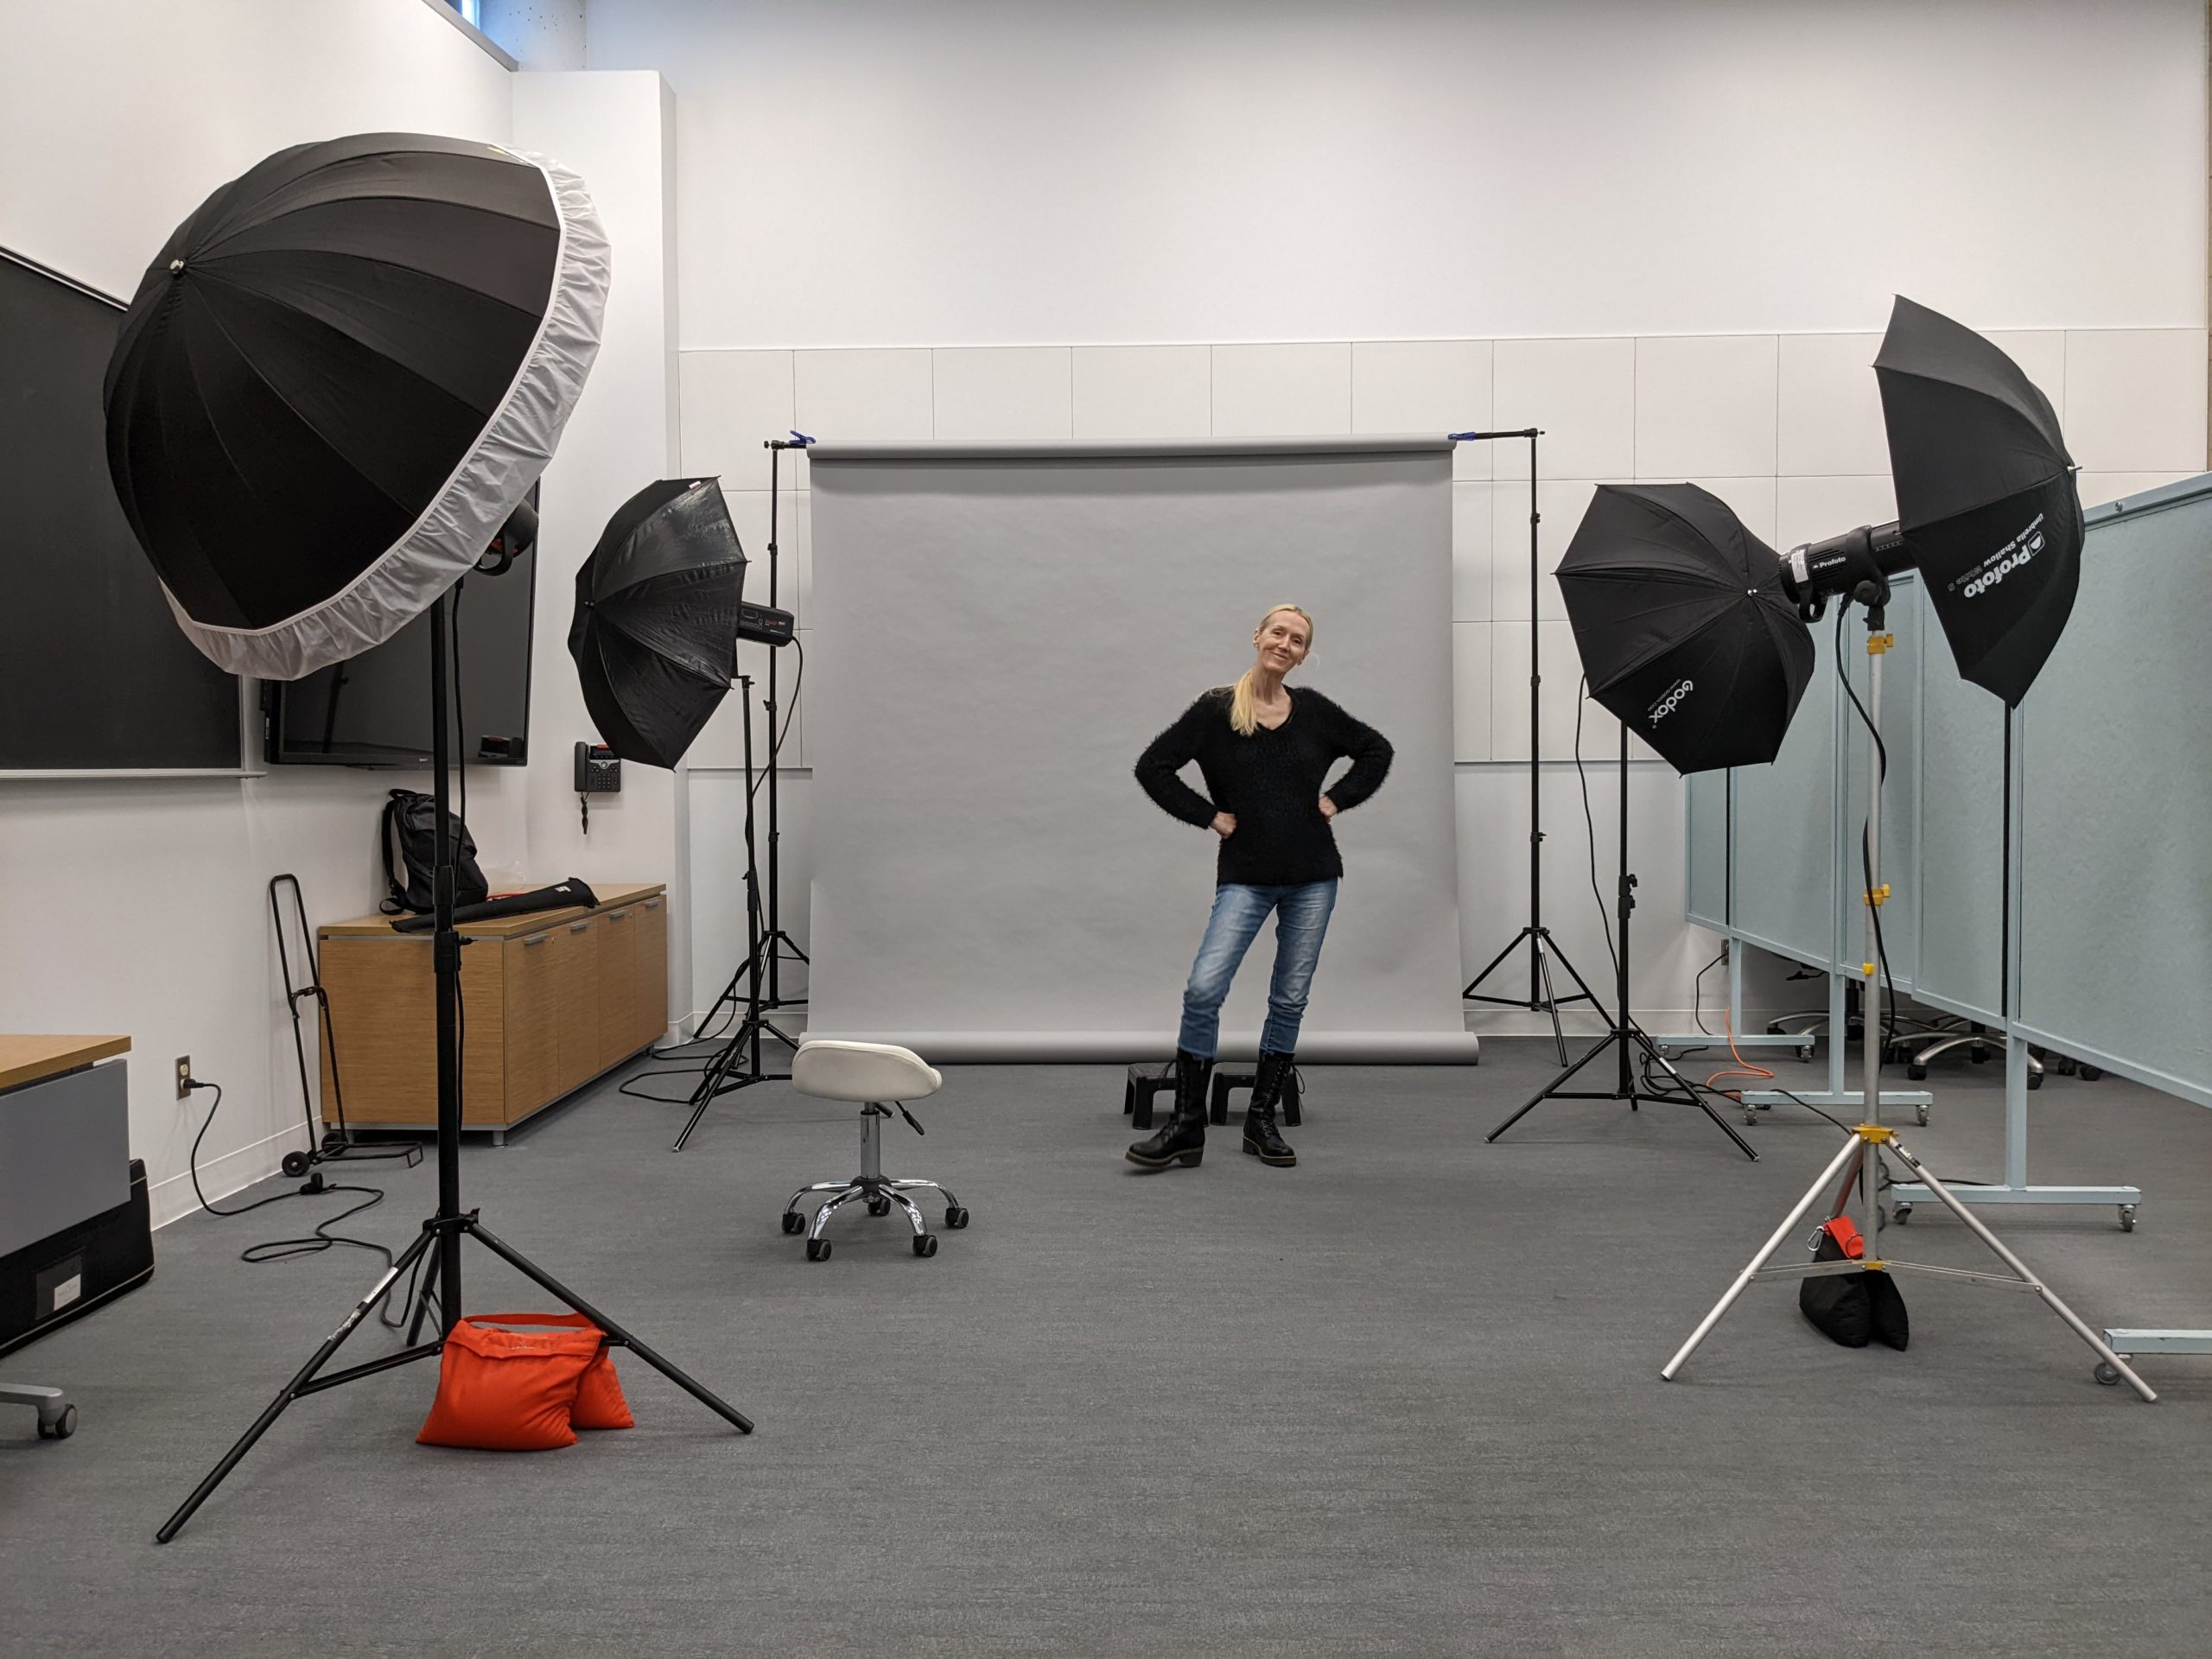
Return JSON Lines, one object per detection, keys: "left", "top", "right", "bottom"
{"left": 1, "top": 247, "right": 243, "bottom": 771}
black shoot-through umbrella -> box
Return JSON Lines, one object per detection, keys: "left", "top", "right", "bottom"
{"left": 103, "top": 132, "right": 609, "bottom": 680}
{"left": 1876, "top": 296, "right": 2082, "bottom": 706}
{"left": 569, "top": 477, "right": 747, "bottom": 767}
{"left": 1556, "top": 483, "right": 1815, "bottom": 774}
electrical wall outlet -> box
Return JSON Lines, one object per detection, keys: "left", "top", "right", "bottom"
{"left": 175, "top": 1056, "right": 192, "bottom": 1099}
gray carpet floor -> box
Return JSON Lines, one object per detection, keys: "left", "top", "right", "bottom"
{"left": 3, "top": 1039, "right": 2209, "bottom": 1657}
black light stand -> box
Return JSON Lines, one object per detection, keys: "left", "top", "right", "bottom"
{"left": 671, "top": 672, "right": 789, "bottom": 1152}
{"left": 157, "top": 594, "right": 753, "bottom": 1545}
{"left": 1484, "top": 718, "right": 1759, "bottom": 1160}
{"left": 1452, "top": 428, "right": 1599, "bottom": 1064}
{"left": 759, "top": 433, "right": 812, "bottom": 1015}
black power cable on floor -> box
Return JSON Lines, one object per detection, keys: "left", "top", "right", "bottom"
{"left": 183, "top": 1076, "right": 422, "bottom": 1328}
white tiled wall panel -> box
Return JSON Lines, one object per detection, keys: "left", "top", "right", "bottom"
{"left": 1634, "top": 334, "right": 1778, "bottom": 481}
{"left": 793, "top": 348, "right": 934, "bottom": 441}
{"left": 931, "top": 346, "right": 1074, "bottom": 440}
{"left": 1492, "top": 337, "right": 1635, "bottom": 481}
{"left": 1492, "top": 478, "right": 1605, "bottom": 622}
{"left": 1777, "top": 334, "right": 1886, "bottom": 478}
{"left": 1452, "top": 622, "right": 1492, "bottom": 763}
{"left": 2062, "top": 328, "right": 2209, "bottom": 474}
{"left": 1451, "top": 481, "right": 1493, "bottom": 622}
{"left": 1071, "top": 346, "right": 1212, "bottom": 439}
{"left": 1775, "top": 474, "right": 1898, "bottom": 553}
{"left": 679, "top": 349, "right": 795, "bottom": 483}
{"left": 1351, "top": 340, "right": 1494, "bottom": 480}
{"left": 1210, "top": 343, "right": 1352, "bottom": 436}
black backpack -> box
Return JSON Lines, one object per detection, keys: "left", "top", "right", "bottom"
{"left": 378, "top": 789, "right": 490, "bottom": 915}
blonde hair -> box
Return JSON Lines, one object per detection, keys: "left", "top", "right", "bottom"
{"left": 1229, "top": 604, "right": 1316, "bottom": 736}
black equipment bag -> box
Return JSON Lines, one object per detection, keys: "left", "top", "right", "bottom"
{"left": 1799, "top": 1216, "right": 1910, "bottom": 1351}
{"left": 378, "top": 788, "right": 489, "bottom": 915}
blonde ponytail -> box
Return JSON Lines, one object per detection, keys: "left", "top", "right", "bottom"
{"left": 1229, "top": 604, "right": 1316, "bottom": 736}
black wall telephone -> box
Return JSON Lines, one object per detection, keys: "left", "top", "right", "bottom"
{"left": 575, "top": 741, "right": 620, "bottom": 833}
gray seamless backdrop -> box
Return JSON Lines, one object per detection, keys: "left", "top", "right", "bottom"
{"left": 802, "top": 437, "right": 1478, "bottom": 1062}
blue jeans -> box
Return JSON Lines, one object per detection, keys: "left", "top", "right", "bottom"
{"left": 1177, "top": 880, "right": 1339, "bottom": 1059}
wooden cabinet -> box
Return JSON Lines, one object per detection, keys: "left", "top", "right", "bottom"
{"left": 318, "top": 882, "right": 667, "bottom": 1140}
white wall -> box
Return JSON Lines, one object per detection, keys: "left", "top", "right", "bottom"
{"left": 586, "top": 0, "right": 2208, "bottom": 348}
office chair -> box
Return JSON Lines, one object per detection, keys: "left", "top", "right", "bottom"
{"left": 780, "top": 1039, "right": 969, "bottom": 1262}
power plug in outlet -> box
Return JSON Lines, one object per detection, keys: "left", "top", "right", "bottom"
{"left": 175, "top": 1056, "right": 193, "bottom": 1099}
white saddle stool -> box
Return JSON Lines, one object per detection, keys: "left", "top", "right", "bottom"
{"left": 782, "top": 1039, "right": 969, "bottom": 1261}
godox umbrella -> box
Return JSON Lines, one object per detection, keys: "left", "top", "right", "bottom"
{"left": 1873, "top": 296, "right": 2082, "bottom": 707}
{"left": 1556, "top": 483, "right": 1815, "bottom": 773}
{"left": 569, "top": 477, "right": 749, "bottom": 768}
{"left": 103, "top": 132, "right": 610, "bottom": 680}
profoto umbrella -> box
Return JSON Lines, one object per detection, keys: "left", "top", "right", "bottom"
{"left": 569, "top": 477, "right": 748, "bottom": 767}
{"left": 104, "top": 132, "right": 610, "bottom": 680}
{"left": 1555, "top": 483, "right": 1815, "bottom": 774}
{"left": 1875, "top": 296, "right": 2082, "bottom": 706}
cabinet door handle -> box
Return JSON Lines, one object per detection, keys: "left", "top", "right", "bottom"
{"left": 569, "top": 921, "right": 593, "bottom": 933}
{"left": 608, "top": 909, "right": 631, "bottom": 921}
{"left": 524, "top": 933, "right": 549, "bottom": 947}
{"left": 643, "top": 898, "right": 663, "bottom": 911}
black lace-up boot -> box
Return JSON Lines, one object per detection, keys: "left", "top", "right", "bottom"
{"left": 1242, "top": 1050, "right": 1298, "bottom": 1166}
{"left": 1126, "top": 1050, "right": 1211, "bottom": 1169}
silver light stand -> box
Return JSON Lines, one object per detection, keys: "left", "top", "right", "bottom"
{"left": 1661, "top": 583, "right": 2155, "bottom": 1401}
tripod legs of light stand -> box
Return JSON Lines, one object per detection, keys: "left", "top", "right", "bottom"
{"left": 1662, "top": 601, "right": 2153, "bottom": 1402}
{"left": 156, "top": 597, "right": 753, "bottom": 1544}
{"left": 671, "top": 671, "right": 791, "bottom": 1154}
{"left": 1462, "top": 926, "right": 1599, "bottom": 1066}
{"left": 1485, "top": 724, "right": 1759, "bottom": 1160}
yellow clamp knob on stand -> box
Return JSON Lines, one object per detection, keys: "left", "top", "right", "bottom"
{"left": 1866, "top": 632, "right": 1896, "bottom": 655}
{"left": 1863, "top": 884, "right": 1891, "bottom": 906}
{"left": 1855, "top": 1124, "right": 1895, "bottom": 1143}
{"left": 1862, "top": 962, "right": 1877, "bottom": 977}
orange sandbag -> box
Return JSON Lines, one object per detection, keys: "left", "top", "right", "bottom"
{"left": 416, "top": 1315, "right": 603, "bottom": 1451}
{"left": 474, "top": 1311, "right": 635, "bottom": 1430}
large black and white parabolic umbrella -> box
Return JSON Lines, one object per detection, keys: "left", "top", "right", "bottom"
{"left": 103, "top": 132, "right": 610, "bottom": 679}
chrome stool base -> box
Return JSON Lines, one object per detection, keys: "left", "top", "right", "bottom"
{"left": 780, "top": 1103, "right": 968, "bottom": 1262}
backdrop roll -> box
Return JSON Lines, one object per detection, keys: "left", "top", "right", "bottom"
{"left": 803, "top": 436, "right": 1477, "bottom": 1063}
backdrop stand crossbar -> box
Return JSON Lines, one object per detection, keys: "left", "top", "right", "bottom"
{"left": 156, "top": 597, "right": 753, "bottom": 1543}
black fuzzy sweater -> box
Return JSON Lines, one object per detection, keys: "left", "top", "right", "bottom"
{"left": 1135, "top": 686, "right": 1394, "bottom": 886}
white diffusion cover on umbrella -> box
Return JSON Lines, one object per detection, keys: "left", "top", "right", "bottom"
{"left": 171, "top": 150, "right": 612, "bottom": 681}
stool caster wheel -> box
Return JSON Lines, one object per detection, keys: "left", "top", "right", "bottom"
{"left": 1894, "top": 1204, "right": 1912, "bottom": 1224}
{"left": 912, "top": 1234, "right": 938, "bottom": 1257}
{"left": 805, "top": 1239, "right": 831, "bottom": 1262}
{"left": 1904, "top": 1063, "right": 1927, "bottom": 1081}
{"left": 867, "top": 1198, "right": 892, "bottom": 1217}
{"left": 2119, "top": 1205, "right": 2138, "bottom": 1233}
{"left": 2094, "top": 1361, "right": 2122, "bottom": 1387}
{"left": 944, "top": 1206, "right": 969, "bottom": 1229}
{"left": 2027, "top": 1070, "right": 2044, "bottom": 1091}
{"left": 780, "top": 1211, "right": 804, "bottom": 1235}
{"left": 2081, "top": 1065, "right": 2104, "bottom": 1082}
{"left": 38, "top": 1405, "right": 76, "bottom": 1440}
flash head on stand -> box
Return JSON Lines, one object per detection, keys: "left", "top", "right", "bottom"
{"left": 1778, "top": 520, "right": 1914, "bottom": 621}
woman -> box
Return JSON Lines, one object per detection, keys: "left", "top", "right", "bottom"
{"left": 1128, "top": 603, "right": 1393, "bottom": 1171}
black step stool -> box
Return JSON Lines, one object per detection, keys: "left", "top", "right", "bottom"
{"left": 1211, "top": 1066, "right": 1301, "bottom": 1127}
{"left": 1124, "top": 1062, "right": 1178, "bottom": 1129}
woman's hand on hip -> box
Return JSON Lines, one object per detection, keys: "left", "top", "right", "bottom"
{"left": 1319, "top": 796, "right": 1338, "bottom": 820}
{"left": 1211, "top": 811, "right": 1237, "bottom": 838}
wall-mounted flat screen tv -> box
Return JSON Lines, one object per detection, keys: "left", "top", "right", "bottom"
{"left": 263, "top": 493, "right": 537, "bottom": 766}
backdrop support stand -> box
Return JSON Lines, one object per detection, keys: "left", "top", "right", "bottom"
{"left": 1486, "top": 720, "right": 1758, "bottom": 1160}
{"left": 1453, "top": 428, "right": 1597, "bottom": 1064}
{"left": 758, "top": 434, "right": 811, "bottom": 1019}
{"left": 671, "top": 672, "right": 791, "bottom": 1152}
{"left": 156, "top": 596, "right": 753, "bottom": 1543}
{"left": 1661, "top": 592, "right": 2150, "bottom": 1397}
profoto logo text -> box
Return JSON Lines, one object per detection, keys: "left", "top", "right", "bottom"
{"left": 1648, "top": 679, "right": 1694, "bottom": 725}
{"left": 1958, "top": 515, "right": 2046, "bottom": 600}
